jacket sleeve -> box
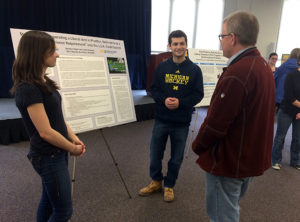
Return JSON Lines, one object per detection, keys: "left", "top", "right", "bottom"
{"left": 150, "top": 64, "right": 167, "bottom": 105}
{"left": 284, "top": 70, "right": 297, "bottom": 104}
{"left": 274, "top": 67, "right": 281, "bottom": 88}
{"left": 274, "top": 69, "right": 278, "bottom": 87}
{"left": 179, "top": 67, "right": 204, "bottom": 108}
{"left": 192, "top": 76, "right": 246, "bottom": 154}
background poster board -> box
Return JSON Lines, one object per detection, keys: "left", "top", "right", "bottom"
{"left": 281, "top": 54, "right": 289, "bottom": 64}
{"left": 10, "top": 28, "right": 136, "bottom": 133}
{"left": 188, "top": 48, "right": 227, "bottom": 107}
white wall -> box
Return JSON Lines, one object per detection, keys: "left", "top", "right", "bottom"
{"left": 224, "top": 0, "right": 284, "bottom": 59}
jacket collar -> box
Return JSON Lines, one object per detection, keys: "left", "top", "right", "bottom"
{"left": 229, "top": 47, "right": 258, "bottom": 67}
{"left": 220, "top": 47, "right": 259, "bottom": 78}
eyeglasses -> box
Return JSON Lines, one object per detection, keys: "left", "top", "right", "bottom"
{"left": 218, "top": 33, "right": 232, "bottom": 41}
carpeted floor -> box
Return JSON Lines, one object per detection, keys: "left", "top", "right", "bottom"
{"left": 1, "top": 108, "right": 300, "bottom": 222}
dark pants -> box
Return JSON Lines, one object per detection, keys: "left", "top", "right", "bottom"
{"left": 150, "top": 119, "right": 189, "bottom": 188}
{"left": 28, "top": 151, "right": 72, "bottom": 222}
{"left": 272, "top": 109, "right": 300, "bottom": 166}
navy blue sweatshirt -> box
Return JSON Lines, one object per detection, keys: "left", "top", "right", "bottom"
{"left": 151, "top": 57, "right": 204, "bottom": 125}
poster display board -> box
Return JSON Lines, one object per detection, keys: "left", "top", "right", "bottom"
{"left": 10, "top": 28, "right": 136, "bottom": 133}
{"left": 281, "top": 54, "right": 289, "bottom": 64}
{"left": 188, "top": 48, "right": 227, "bottom": 106}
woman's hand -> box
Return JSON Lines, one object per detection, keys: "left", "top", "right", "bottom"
{"left": 73, "top": 138, "right": 86, "bottom": 155}
{"left": 71, "top": 143, "right": 86, "bottom": 156}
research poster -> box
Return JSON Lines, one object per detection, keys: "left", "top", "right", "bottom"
{"left": 10, "top": 28, "right": 136, "bottom": 133}
{"left": 281, "top": 54, "right": 289, "bottom": 64}
{"left": 188, "top": 49, "right": 228, "bottom": 106}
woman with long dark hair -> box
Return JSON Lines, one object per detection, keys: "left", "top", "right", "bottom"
{"left": 11, "top": 30, "right": 86, "bottom": 222}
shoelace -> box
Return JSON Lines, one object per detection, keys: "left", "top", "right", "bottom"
{"left": 165, "top": 188, "right": 173, "bottom": 194}
{"left": 150, "top": 182, "right": 161, "bottom": 188}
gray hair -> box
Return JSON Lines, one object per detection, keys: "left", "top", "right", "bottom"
{"left": 289, "top": 48, "right": 300, "bottom": 59}
{"left": 223, "top": 11, "right": 259, "bottom": 46}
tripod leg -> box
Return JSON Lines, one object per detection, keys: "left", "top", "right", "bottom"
{"left": 100, "top": 129, "right": 132, "bottom": 199}
{"left": 185, "top": 108, "right": 199, "bottom": 159}
{"left": 71, "top": 156, "right": 77, "bottom": 198}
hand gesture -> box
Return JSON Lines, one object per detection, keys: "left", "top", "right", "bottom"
{"left": 165, "top": 97, "right": 179, "bottom": 110}
{"left": 70, "top": 144, "right": 85, "bottom": 156}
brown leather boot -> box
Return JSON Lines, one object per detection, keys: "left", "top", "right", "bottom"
{"left": 139, "top": 180, "right": 162, "bottom": 196}
{"left": 164, "top": 187, "right": 174, "bottom": 202}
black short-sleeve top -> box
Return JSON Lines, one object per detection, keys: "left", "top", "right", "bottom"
{"left": 15, "top": 81, "right": 68, "bottom": 155}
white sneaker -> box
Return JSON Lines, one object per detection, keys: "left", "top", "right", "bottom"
{"left": 272, "top": 163, "right": 281, "bottom": 170}
{"left": 291, "top": 164, "right": 300, "bottom": 170}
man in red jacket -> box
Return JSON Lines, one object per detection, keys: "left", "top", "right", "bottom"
{"left": 192, "top": 11, "right": 275, "bottom": 222}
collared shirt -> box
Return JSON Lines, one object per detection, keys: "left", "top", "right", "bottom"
{"left": 227, "top": 47, "right": 253, "bottom": 66}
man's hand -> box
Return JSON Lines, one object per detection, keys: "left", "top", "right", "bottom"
{"left": 165, "top": 97, "right": 179, "bottom": 110}
{"left": 296, "top": 113, "right": 300, "bottom": 120}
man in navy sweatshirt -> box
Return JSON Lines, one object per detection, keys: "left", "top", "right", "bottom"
{"left": 139, "top": 30, "right": 204, "bottom": 202}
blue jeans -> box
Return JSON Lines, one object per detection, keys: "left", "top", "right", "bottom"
{"left": 28, "top": 151, "right": 72, "bottom": 222}
{"left": 272, "top": 109, "right": 300, "bottom": 166}
{"left": 205, "top": 172, "right": 252, "bottom": 222}
{"left": 150, "top": 119, "right": 189, "bottom": 188}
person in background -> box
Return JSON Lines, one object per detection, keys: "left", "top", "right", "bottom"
{"left": 268, "top": 52, "right": 278, "bottom": 73}
{"left": 192, "top": 11, "right": 275, "bottom": 222}
{"left": 10, "top": 30, "right": 86, "bottom": 222}
{"left": 274, "top": 48, "right": 300, "bottom": 110}
{"left": 272, "top": 58, "right": 300, "bottom": 171}
{"left": 139, "top": 30, "right": 204, "bottom": 202}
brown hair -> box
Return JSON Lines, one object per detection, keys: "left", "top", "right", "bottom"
{"left": 269, "top": 52, "right": 278, "bottom": 59}
{"left": 168, "top": 30, "right": 187, "bottom": 45}
{"left": 289, "top": 48, "right": 300, "bottom": 60}
{"left": 10, "top": 30, "right": 59, "bottom": 94}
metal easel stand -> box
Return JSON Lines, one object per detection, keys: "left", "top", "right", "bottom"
{"left": 71, "top": 156, "right": 77, "bottom": 198}
{"left": 185, "top": 108, "right": 199, "bottom": 159}
{"left": 100, "top": 129, "right": 132, "bottom": 199}
{"left": 69, "top": 156, "right": 77, "bottom": 222}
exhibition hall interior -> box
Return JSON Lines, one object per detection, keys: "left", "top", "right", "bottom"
{"left": 1, "top": 0, "right": 300, "bottom": 221}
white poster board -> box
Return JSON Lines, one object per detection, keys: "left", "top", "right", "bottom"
{"left": 188, "top": 48, "right": 228, "bottom": 107}
{"left": 10, "top": 28, "right": 136, "bottom": 133}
